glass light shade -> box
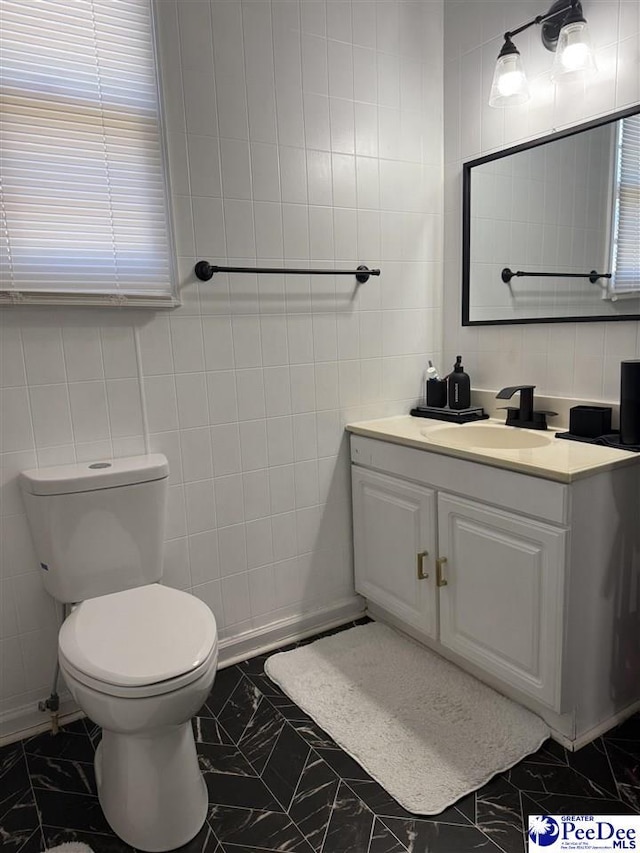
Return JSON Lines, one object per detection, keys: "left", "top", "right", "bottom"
{"left": 551, "top": 20, "right": 597, "bottom": 82}
{"left": 489, "top": 51, "right": 531, "bottom": 107}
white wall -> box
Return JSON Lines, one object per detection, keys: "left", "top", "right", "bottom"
{"left": 0, "top": 0, "right": 444, "bottom": 727}
{"left": 443, "top": 0, "right": 640, "bottom": 400}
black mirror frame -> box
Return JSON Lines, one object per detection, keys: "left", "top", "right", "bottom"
{"left": 462, "top": 103, "right": 640, "bottom": 327}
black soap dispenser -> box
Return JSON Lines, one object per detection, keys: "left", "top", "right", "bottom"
{"left": 448, "top": 356, "right": 470, "bottom": 410}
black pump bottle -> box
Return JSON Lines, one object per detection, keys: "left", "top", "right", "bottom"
{"left": 448, "top": 356, "right": 470, "bottom": 410}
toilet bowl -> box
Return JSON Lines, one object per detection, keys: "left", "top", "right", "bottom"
{"left": 20, "top": 454, "right": 219, "bottom": 851}
{"left": 58, "top": 583, "right": 218, "bottom": 852}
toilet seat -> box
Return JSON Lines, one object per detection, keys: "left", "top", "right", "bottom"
{"left": 59, "top": 583, "right": 218, "bottom": 698}
{"left": 59, "top": 642, "right": 218, "bottom": 699}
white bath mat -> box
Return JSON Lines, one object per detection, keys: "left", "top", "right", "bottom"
{"left": 265, "top": 621, "right": 549, "bottom": 815}
{"left": 44, "top": 844, "right": 94, "bottom": 853}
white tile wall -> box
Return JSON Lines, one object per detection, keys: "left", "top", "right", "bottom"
{"left": 0, "top": 0, "right": 444, "bottom": 723}
{"left": 443, "top": 0, "right": 640, "bottom": 401}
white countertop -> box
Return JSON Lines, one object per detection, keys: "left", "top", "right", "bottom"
{"left": 346, "top": 415, "right": 640, "bottom": 483}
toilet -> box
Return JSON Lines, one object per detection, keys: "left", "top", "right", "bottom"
{"left": 20, "top": 454, "right": 218, "bottom": 853}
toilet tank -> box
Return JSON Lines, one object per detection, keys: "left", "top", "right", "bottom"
{"left": 20, "top": 455, "right": 169, "bottom": 604}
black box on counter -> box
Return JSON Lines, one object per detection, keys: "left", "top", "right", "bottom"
{"left": 569, "top": 405, "right": 612, "bottom": 439}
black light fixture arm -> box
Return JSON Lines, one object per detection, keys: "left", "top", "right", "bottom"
{"left": 194, "top": 261, "right": 380, "bottom": 284}
{"left": 502, "top": 267, "right": 612, "bottom": 285}
{"left": 502, "top": 0, "right": 579, "bottom": 43}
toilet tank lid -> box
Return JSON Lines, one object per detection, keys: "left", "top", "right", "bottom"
{"left": 20, "top": 454, "right": 169, "bottom": 496}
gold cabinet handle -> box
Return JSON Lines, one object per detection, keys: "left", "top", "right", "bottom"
{"left": 416, "top": 550, "right": 429, "bottom": 580}
{"left": 436, "top": 556, "right": 448, "bottom": 587}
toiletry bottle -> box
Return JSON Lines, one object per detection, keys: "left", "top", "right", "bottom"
{"left": 425, "top": 360, "right": 447, "bottom": 407}
{"left": 426, "top": 360, "right": 440, "bottom": 381}
{"left": 425, "top": 360, "right": 440, "bottom": 396}
{"left": 448, "top": 356, "right": 470, "bottom": 410}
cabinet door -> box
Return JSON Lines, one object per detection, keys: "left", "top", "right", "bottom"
{"left": 352, "top": 467, "right": 437, "bottom": 638}
{"left": 437, "top": 493, "right": 565, "bottom": 709}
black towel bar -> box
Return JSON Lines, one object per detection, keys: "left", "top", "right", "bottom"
{"left": 502, "top": 267, "right": 612, "bottom": 285}
{"left": 194, "top": 261, "right": 380, "bottom": 284}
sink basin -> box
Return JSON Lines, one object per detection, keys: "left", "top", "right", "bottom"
{"left": 422, "top": 424, "right": 554, "bottom": 451}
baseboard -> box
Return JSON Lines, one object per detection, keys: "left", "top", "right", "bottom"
{"left": 217, "top": 596, "right": 365, "bottom": 668}
{"left": 1, "top": 597, "right": 365, "bottom": 746}
{"left": 569, "top": 698, "right": 640, "bottom": 751}
{"left": 0, "top": 692, "right": 82, "bottom": 747}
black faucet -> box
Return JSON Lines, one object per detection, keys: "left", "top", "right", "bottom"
{"left": 496, "top": 385, "right": 557, "bottom": 430}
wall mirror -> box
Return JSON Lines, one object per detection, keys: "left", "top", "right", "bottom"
{"left": 462, "top": 105, "right": 640, "bottom": 326}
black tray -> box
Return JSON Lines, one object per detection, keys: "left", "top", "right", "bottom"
{"left": 555, "top": 431, "right": 640, "bottom": 452}
{"left": 410, "top": 405, "right": 489, "bottom": 424}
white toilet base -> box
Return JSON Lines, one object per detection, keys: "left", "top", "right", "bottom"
{"left": 95, "top": 722, "right": 208, "bottom": 852}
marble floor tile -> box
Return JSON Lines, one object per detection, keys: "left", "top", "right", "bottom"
{"left": 606, "top": 715, "right": 640, "bottom": 742}
{"left": 261, "top": 724, "right": 312, "bottom": 812}
{"left": 567, "top": 738, "right": 618, "bottom": 798}
{"left": 215, "top": 676, "right": 263, "bottom": 742}
{"left": 237, "top": 696, "right": 286, "bottom": 774}
{"left": 203, "top": 766, "right": 282, "bottom": 811}
{"left": 521, "top": 789, "right": 639, "bottom": 818}
{"left": 208, "top": 804, "right": 314, "bottom": 852}
{"left": 34, "top": 788, "right": 113, "bottom": 834}
{"left": 315, "top": 747, "right": 374, "bottom": 781}
{"left": 321, "top": 781, "right": 375, "bottom": 853}
{"left": 605, "top": 739, "right": 640, "bottom": 807}
{"left": 42, "top": 826, "right": 137, "bottom": 853}
{"left": 379, "top": 815, "right": 505, "bottom": 852}
{"left": 26, "top": 753, "right": 97, "bottom": 795}
{"left": 505, "top": 759, "right": 613, "bottom": 799}
{"left": 192, "top": 716, "right": 235, "bottom": 747}
{"left": 2, "top": 620, "right": 638, "bottom": 853}
{"left": 0, "top": 743, "right": 30, "bottom": 818}
{"left": 0, "top": 791, "right": 42, "bottom": 853}
{"left": 23, "top": 720, "right": 95, "bottom": 763}
{"left": 289, "top": 754, "right": 340, "bottom": 852}
{"left": 475, "top": 776, "right": 525, "bottom": 853}
{"left": 291, "top": 720, "right": 338, "bottom": 749}
{"left": 368, "top": 818, "right": 407, "bottom": 853}
{"left": 204, "top": 666, "right": 244, "bottom": 717}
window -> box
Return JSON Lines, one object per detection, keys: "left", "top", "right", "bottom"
{"left": 609, "top": 114, "right": 640, "bottom": 296}
{"left": 0, "top": 0, "right": 177, "bottom": 306}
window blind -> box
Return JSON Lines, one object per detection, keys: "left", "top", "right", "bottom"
{"left": 610, "top": 114, "right": 640, "bottom": 294}
{"left": 0, "top": 0, "right": 176, "bottom": 306}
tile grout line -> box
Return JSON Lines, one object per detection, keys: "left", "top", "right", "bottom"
{"left": 20, "top": 739, "right": 46, "bottom": 851}
{"left": 518, "top": 788, "right": 529, "bottom": 851}
{"left": 318, "top": 777, "right": 342, "bottom": 853}
{"left": 233, "top": 676, "right": 271, "bottom": 747}
{"left": 211, "top": 669, "right": 248, "bottom": 725}
{"left": 363, "top": 806, "right": 378, "bottom": 853}
{"left": 286, "top": 744, "right": 314, "bottom": 817}
{"left": 374, "top": 815, "right": 410, "bottom": 853}
{"left": 472, "top": 776, "right": 530, "bottom": 853}
{"left": 601, "top": 735, "right": 630, "bottom": 803}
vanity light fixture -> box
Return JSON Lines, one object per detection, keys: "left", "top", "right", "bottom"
{"left": 489, "top": 37, "right": 530, "bottom": 107}
{"left": 547, "top": 0, "right": 597, "bottom": 81}
{"left": 489, "top": 0, "right": 597, "bottom": 107}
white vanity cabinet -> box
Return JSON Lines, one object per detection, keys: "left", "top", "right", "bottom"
{"left": 349, "top": 427, "right": 640, "bottom": 749}
{"left": 353, "top": 467, "right": 565, "bottom": 710}
{"left": 352, "top": 468, "right": 437, "bottom": 639}
{"left": 436, "top": 494, "right": 565, "bottom": 709}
